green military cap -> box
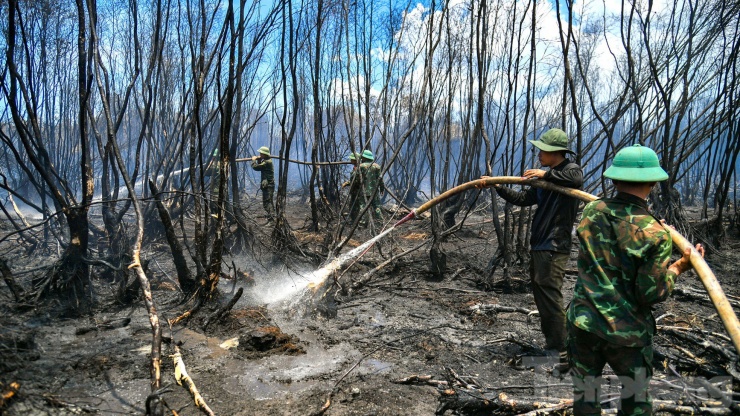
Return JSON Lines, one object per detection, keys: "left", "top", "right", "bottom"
{"left": 348, "top": 152, "right": 357, "bottom": 161}
{"left": 529, "top": 128, "right": 575, "bottom": 154}
{"left": 604, "top": 144, "right": 669, "bottom": 182}
{"left": 361, "top": 149, "right": 374, "bottom": 161}
{"left": 258, "top": 146, "right": 270, "bottom": 156}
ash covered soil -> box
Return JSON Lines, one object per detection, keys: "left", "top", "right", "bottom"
{"left": 1, "top": 199, "right": 740, "bottom": 416}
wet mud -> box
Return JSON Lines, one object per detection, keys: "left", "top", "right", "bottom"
{"left": 1, "top": 205, "right": 739, "bottom": 415}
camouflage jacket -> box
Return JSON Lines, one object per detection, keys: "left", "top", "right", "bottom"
{"left": 344, "top": 167, "right": 361, "bottom": 194}
{"left": 204, "top": 159, "right": 219, "bottom": 177}
{"left": 495, "top": 159, "right": 583, "bottom": 253}
{"left": 359, "top": 162, "right": 383, "bottom": 199}
{"left": 566, "top": 192, "right": 676, "bottom": 347}
{"left": 251, "top": 158, "right": 274, "bottom": 187}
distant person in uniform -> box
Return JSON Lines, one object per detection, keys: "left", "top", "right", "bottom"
{"left": 567, "top": 144, "right": 704, "bottom": 415}
{"left": 358, "top": 149, "right": 384, "bottom": 228}
{"left": 251, "top": 146, "right": 275, "bottom": 223}
{"left": 492, "top": 128, "right": 583, "bottom": 369}
{"left": 204, "top": 148, "right": 222, "bottom": 212}
{"left": 341, "top": 152, "right": 361, "bottom": 223}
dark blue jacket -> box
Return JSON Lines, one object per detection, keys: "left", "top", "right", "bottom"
{"left": 495, "top": 159, "right": 583, "bottom": 253}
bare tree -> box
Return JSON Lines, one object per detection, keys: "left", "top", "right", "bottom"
{"left": 3, "top": 0, "right": 95, "bottom": 308}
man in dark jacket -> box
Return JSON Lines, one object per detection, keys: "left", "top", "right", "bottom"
{"left": 494, "top": 128, "right": 583, "bottom": 363}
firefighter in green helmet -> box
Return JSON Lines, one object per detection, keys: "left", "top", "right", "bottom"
{"left": 566, "top": 144, "right": 705, "bottom": 415}
{"left": 251, "top": 146, "right": 275, "bottom": 223}
{"left": 492, "top": 128, "right": 583, "bottom": 363}
{"left": 341, "top": 152, "right": 362, "bottom": 223}
{"left": 358, "top": 149, "right": 384, "bottom": 227}
{"left": 204, "top": 148, "right": 222, "bottom": 212}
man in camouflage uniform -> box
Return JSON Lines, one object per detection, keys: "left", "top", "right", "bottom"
{"left": 251, "top": 146, "right": 275, "bottom": 223}
{"left": 493, "top": 128, "right": 582, "bottom": 363}
{"left": 341, "top": 152, "right": 361, "bottom": 223}
{"left": 566, "top": 144, "right": 704, "bottom": 415}
{"left": 358, "top": 149, "right": 384, "bottom": 227}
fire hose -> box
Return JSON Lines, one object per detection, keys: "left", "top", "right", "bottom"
{"left": 391, "top": 176, "right": 740, "bottom": 354}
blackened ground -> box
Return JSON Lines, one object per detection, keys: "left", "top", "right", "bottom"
{"left": 1, "top": 199, "right": 739, "bottom": 415}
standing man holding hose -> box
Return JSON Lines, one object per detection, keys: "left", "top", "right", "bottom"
{"left": 358, "top": 150, "right": 384, "bottom": 228}
{"left": 342, "top": 152, "right": 361, "bottom": 223}
{"left": 492, "top": 128, "right": 583, "bottom": 368}
{"left": 251, "top": 146, "right": 275, "bottom": 224}
{"left": 566, "top": 144, "right": 704, "bottom": 415}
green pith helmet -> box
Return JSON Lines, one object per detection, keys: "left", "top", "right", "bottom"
{"left": 212, "top": 148, "right": 219, "bottom": 157}
{"left": 258, "top": 146, "right": 270, "bottom": 156}
{"left": 604, "top": 144, "right": 669, "bottom": 182}
{"left": 348, "top": 152, "right": 357, "bottom": 161}
{"left": 361, "top": 149, "right": 374, "bottom": 161}
{"left": 529, "top": 128, "right": 575, "bottom": 154}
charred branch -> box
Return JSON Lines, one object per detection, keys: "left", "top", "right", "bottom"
{"left": 202, "top": 287, "right": 243, "bottom": 330}
{"left": 149, "top": 179, "right": 197, "bottom": 294}
{"left": 172, "top": 345, "right": 215, "bottom": 416}
{"left": 0, "top": 258, "right": 25, "bottom": 302}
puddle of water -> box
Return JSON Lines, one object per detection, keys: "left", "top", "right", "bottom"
{"left": 205, "top": 227, "right": 400, "bottom": 401}
{"left": 217, "top": 341, "right": 362, "bottom": 400}
{"left": 235, "top": 374, "right": 318, "bottom": 401}
{"left": 360, "top": 358, "right": 393, "bottom": 374}
{"left": 372, "top": 311, "right": 387, "bottom": 327}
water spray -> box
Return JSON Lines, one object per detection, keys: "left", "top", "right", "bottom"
{"left": 307, "top": 176, "right": 740, "bottom": 354}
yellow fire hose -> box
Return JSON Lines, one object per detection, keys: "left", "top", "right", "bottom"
{"left": 392, "top": 176, "right": 740, "bottom": 354}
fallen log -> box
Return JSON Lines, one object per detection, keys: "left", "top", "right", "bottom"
{"left": 470, "top": 302, "right": 537, "bottom": 317}
{"left": 435, "top": 387, "right": 737, "bottom": 415}
{"left": 514, "top": 400, "right": 574, "bottom": 416}
{"left": 172, "top": 345, "right": 215, "bottom": 416}
{"left": 436, "top": 389, "right": 565, "bottom": 416}
{"left": 392, "top": 374, "right": 449, "bottom": 387}
{"left": 652, "top": 401, "right": 734, "bottom": 415}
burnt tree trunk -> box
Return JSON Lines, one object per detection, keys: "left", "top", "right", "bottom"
{"left": 149, "top": 179, "right": 197, "bottom": 295}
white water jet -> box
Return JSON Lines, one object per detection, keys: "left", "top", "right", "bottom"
{"left": 306, "top": 226, "right": 396, "bottom": 289}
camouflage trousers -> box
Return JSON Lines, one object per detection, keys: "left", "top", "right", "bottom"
{"left": 359, "top": 195, "right": 383, "bottom": 226}
{"left": 209, "top": 186, "right": 227, "bottom": 214}
{"left": 347, "top": 194, "right": 360, "bottom": 223}
{"left": 261, "top": 186, "right": 275, "bottom": 220}
{"left": 567, "top": 323, "right": 653, "bottom": 415}
{"left": 530, "top": 250, "right": 568, "bottom": 351}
